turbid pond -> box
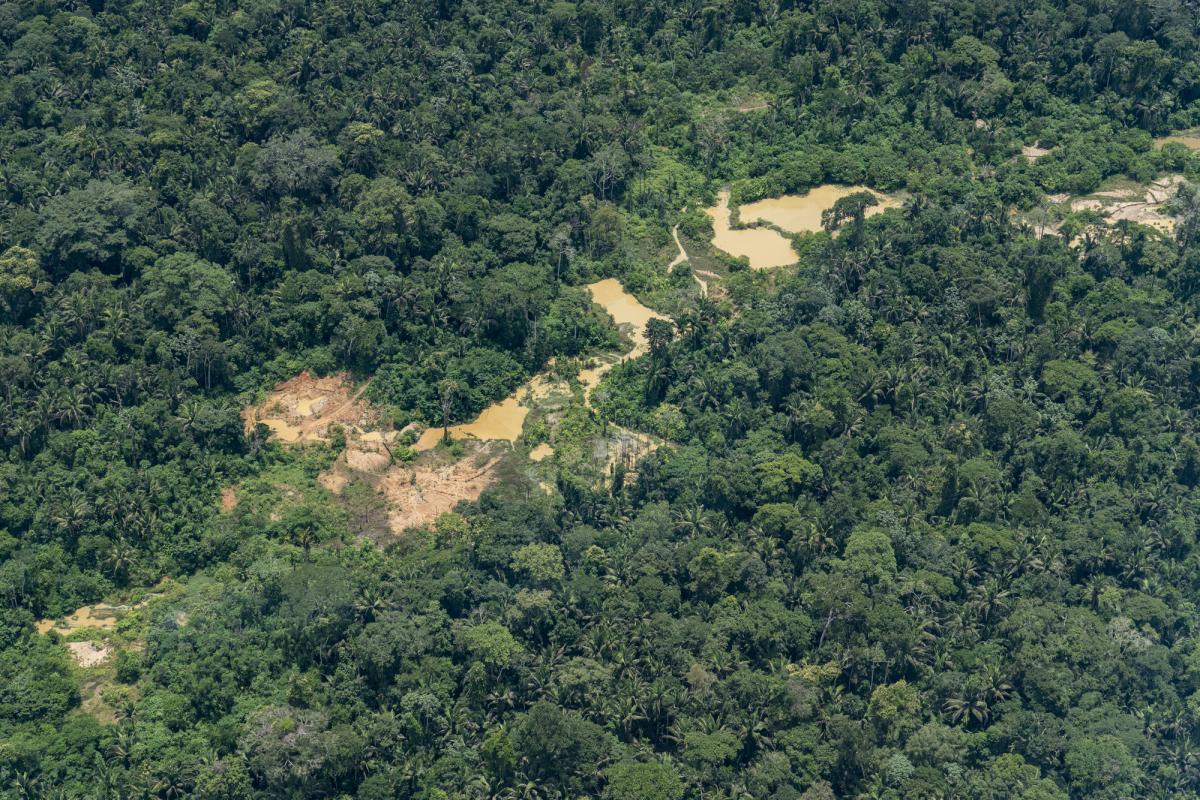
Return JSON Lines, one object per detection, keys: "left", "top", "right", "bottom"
{"left": 738, "top": 185, "right": 900, "bottom": 234}
{"left": 414, "top": 279, "right": 666, "bottom": 451}
{"left": 706, "top": 190, "right": 798, "bottom": 269}
{"left": 706, "top": 185, "right": 900, "bottom": 269}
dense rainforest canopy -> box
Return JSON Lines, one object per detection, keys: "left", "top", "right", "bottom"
{"left": 5, "top": 0, "right": 1200, "bottom": 797}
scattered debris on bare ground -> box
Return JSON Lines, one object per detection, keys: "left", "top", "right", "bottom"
{"left": 321, "top": 438, "right": 505, "bottom": 535}
{"left": 66, "top": 641, "right": 112, "bottom": 668}
{"left": 242, "top": 371, "right": 376, "bottom": 443}
{"left": 1022, "top": 144, "right": 1050, "bottom": 162}
{"left": 1031, "top": 175, "right": 1187, "bottom": 238}
{"left": 599, "top": 425, "right": 660, "bottom": 479}
{"left": 381, "top": 447, "right": 504, "bottom": 533}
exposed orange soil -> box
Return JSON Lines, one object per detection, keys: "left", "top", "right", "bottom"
{"left": 219, "top": 486, "right": 238, "bottom": 512}
{"left": 380, "top": 448, "right": 504, "bottom": 532}
{"left": 242, "top": 372, "right": 375, "bottom": 443}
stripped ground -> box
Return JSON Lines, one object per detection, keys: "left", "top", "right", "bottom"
{"left": 67, "top": 641, "right": 112, "bottom": 668}
{"left": 242, "top": 371, "right": 375, "bottom": 443}
{"left": 1036, "top": 174, "right": 1187, "bottom": 236}
{"left": 600, "top": 425, "right": 659, "bottom": 476}
{"left": 529, "top": 443, "right": 554, "bottom": 461}
{"left": 257, "top": 283, "right": 672, "bottom": 536}
{"left": 220, "top": 486, "right": 238, "bottom": 512}
{"left": 380, "top": 447, "right": 503, "bottom": 532}
{"left": 1023, "top": 144, "right": 1051, "bottom": 162}
{"left": 322, "top": 439, "right": 504, "bottom": 534}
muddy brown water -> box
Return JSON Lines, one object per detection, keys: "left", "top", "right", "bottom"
{"left": 414, "top": 279, "right": 667, "bottom": 451}
{"left": 705, "top": 190, "right": 798, "bottom": 269}
{"left": 738, "top": 186, "right": 900, "bottom": 235}
{"left": 37, "top": 605, "right": 120, "bottom": 635}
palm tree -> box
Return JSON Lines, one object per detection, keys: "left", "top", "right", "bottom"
{"left": 103, "top": 537, "right": 137, "bottom": 584}
{"left": 353, "top": 586, "right": 394, "bottom": 622}
{"left": 672, "top": 504, "right": 707, "bottom": 539}
{"left": 290, "top": 526, "right": 317, "bottom": 558}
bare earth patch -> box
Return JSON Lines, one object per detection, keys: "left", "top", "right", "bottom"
{"left": 242, "top": 371, "right": 375, "bottom": 444}
{"left": 381, "top": 448, "right": 504, "bottom": 533}
{"left": 1030, "top": 175, "right": 1188, "bottom": 239}
{"left": 600, "top": 425, "right": 660, "bottom": 478}
{"left": 320, "top": 432, "right": 505, "bottom": 535}
{"left": 1022, "top": 145, "right": 1050, "bottom": 162}
{"left": 220, "top": 486, "right": 238, "bottom": 512}
{"left": 67, "top": 641, "right": 112, "bottom": 668}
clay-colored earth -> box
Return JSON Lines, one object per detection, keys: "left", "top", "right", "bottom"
{"left": 219, "top": 486, "right": 238, "bottom": 512}
{"left": 380, "top": 449, "right": 504, "bottom": 532}
{"left": 66, "top": 641, "right": 112, "bottom": 668}
{"left": 242, "top": 372, "right": 374, "bottom": 444}
{"left": 529, "top": 443, "right": 554, "bottom": 461}
{"left": 1033, "top": 174, "right": 1186, "bottom": 239}
{"left": 1023, "top": 145, "right": 1050, "bottom": 161}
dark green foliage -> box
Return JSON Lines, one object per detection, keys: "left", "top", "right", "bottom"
{"left": 4, "top": 0, "right": 1200, "bottom": 798}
